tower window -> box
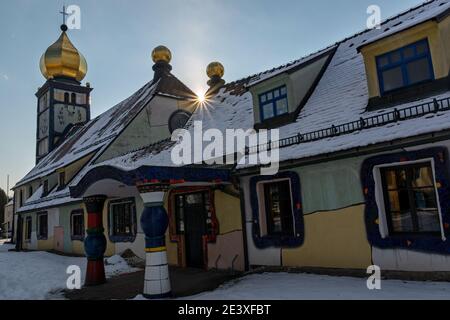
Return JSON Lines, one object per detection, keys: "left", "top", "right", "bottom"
{"left": 259, "top": 85, "right": 289, "bottom": 121}
{"left": 71, "top": 93, "right": 76, "bottom": 104}
{"left": 28, "top": 186, "right": 33, "bottom": 199}
{"left": 42, "top": 180, "right": 49, "bottom": 197}
{"left": 376, "top": 39, "right": 434, "bottom": 95}
{"left": 59, "top": 171, "right": 66, "bottom": 190}
{"left": 64, "top": 92, "right": 70, "bottom": 104}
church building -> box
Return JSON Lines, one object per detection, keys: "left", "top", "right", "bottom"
{"left": 12, "top": 0, "right": 450, "bottom": 298}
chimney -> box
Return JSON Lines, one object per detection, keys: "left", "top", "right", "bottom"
{"left": 151, "top": 45, "right": 172, "bottom": 81}
{"left": 206, "top": 61, "right": 225, "bottom": 97}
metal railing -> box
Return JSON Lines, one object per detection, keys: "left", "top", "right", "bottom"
{"left": 248, "top": 96, "right": 450, "bottom": 155}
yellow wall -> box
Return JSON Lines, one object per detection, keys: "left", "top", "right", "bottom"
{"left": 214, "top": 190, "right": 242, "bottom": 235}
{"left": 64, "top": 153, "right": 95, "bottom": 185}
{"left": 282, "top": 204, "right": 372, "bottom": 269}
{"left": 72, "top": 240, "right": 85, "bottom": 255}
{"left": 361, "top": 20, "right": 450, "bottom": 98}
{"left": 438, "top": 15, "right": 450, "bottom": 73}
{"left": 37, "top": 238, "right": 54, "bottom": 251}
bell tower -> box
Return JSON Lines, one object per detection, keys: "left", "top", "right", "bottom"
{"left": 36, "top": 23, "right": 92, "bottom": 164}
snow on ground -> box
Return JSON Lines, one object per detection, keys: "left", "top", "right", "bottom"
{"left": 0, "top": 241, "right": 139, "bottom": 300}
{"left": 186, "top": 273, "right": 450, "bottom": 300}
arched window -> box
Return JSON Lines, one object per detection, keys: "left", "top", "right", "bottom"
{"left": 71, "top": 93, "right": 76, "bottom": 104}
{"left": 64, "top": 92, "right": 70, "bottom": 104}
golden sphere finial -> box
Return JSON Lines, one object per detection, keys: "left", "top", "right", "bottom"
{"left": 207, "top": 62, "right": 225, "bottom": 79}
{"left": 152, "top": 45, "right": 172, "bottom": 64}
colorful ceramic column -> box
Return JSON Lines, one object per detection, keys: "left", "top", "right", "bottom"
{"left": 83, "top": 195, "right": 107, "bottom": 286}
{"left": 138, "top": 183, "right": 171, "bottom": 299}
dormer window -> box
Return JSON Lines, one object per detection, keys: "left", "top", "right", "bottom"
{"left": 259, "top": 85, "right": 289, "bottom": 121}
{"left": 59, "top": 171, "right": 66, "bottom": 189}
{"left": 42, "top": 180, "right": 49, "bottom": 197}
{"left": 376, "top": 39, "right": 434, "bottom": 95}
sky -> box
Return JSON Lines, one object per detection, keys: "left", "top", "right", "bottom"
{"left": 0, "top": 0, "right": 425, "bottom": 195}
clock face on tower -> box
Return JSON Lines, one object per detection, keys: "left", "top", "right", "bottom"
{"left": 38, "top": 110, "right": 49, "bottom": 139}
{"left": 54, "top": 104, "right": 87, "bottom": 134}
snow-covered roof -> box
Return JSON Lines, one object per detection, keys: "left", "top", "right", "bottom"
{"left": 88, "top": 0, "right": 450, "bottom": 173}
{"left": 359, "top": 0, "right": 450, "bottom": 50}
{"left": 15, "top": 80, "right": 159, "bottom": 188}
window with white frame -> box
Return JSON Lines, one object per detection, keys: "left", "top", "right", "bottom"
{"left": 379, "top": 162, "right": 442, "bottom": 235}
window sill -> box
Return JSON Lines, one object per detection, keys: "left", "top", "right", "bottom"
{"left": 37, "top": 236, "right": 48, "bottom": 241}
{"left": 71, "top": 235, "right": 85, "bottom": 241}
{"left": 386, "top": 232, "right": 442, "bottom": 238}
{"left": 253, "top": 233, "right": 303, "bottom": 249}
{"left": 367, "top": 76, "right": 450, "bottom": 111}
{"left": 254, "top": 112, "right": 296, "bottom": 130}
{"left": 109, "top": 234, "right": 136, "bottom": 243}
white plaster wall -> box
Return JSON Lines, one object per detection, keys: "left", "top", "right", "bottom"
{"left": 373, "top": 247, "right": 450, "bottom": 271}
{"left": 47, "top": 208, "right": 60, "bottom": 238}
{"left": 115, "top": 233, "right": 146, "bottom": 260}
{"left": 29, "top": 231, "right": 38, "bottom": 250}
{"left": 241, "top": 176, "right": 281, "bottom": 267}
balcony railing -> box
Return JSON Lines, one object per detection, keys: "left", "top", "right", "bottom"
{"left": 248, "top": 96, "right": 450, "bottom": 155}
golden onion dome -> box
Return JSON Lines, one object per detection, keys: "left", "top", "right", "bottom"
{"left": 40, "top": 25, "right": 88, "bottom": 82}
{"left": 152, "top": 45, "right": 172, "bottom": 64}
{"left": 206, "top": 61, "right": 225, "bottom": 79}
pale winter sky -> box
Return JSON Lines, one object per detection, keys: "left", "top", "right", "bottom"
{"left": 0, "top": 0, "right": 423, "bottom": 194}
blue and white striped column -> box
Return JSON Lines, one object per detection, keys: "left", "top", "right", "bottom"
{"left": 139, "top": 184, "right": 171, "bottom": 299}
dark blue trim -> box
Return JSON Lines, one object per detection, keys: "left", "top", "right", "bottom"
{"left": 249, "top": 171, "right": 304, "bottom": 248}
{"left": 258, "top": 85, "right": 289, "bottom": 121}
{"left": 361, "top": 147, "right": 450, "bottom": 255}
{"left": 376, "top": 39, "right": 435, "bottom": 95}
{"left": 69, "top": 165, "right": 231, "bottom": 198}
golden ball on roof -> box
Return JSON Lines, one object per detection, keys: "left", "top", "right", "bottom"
{"left": 40, "top": 25, "right": 88, "bottom": 82}
{"left": 152, "top": 45, "right": 172, "bottom": 64}
{"left": 206, "top": 61, "right": 224, "bottom": 79}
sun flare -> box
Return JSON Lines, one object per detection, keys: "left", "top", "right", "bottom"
{"left": 196, "top": 92, "right": 206, "bottom": 103}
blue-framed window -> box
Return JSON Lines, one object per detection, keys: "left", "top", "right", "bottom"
{"left": 250, "top": 171, "right": 304, "bottom": 248}
{"left": 376, "top": 39, "right": 434, "bottom": 95}
{"left": 259, "top": 85, "right": 289, "bottom": 121}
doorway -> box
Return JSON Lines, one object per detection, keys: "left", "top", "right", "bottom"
{"left": 175, "top": 192, "right": 209, "bottom": 268}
